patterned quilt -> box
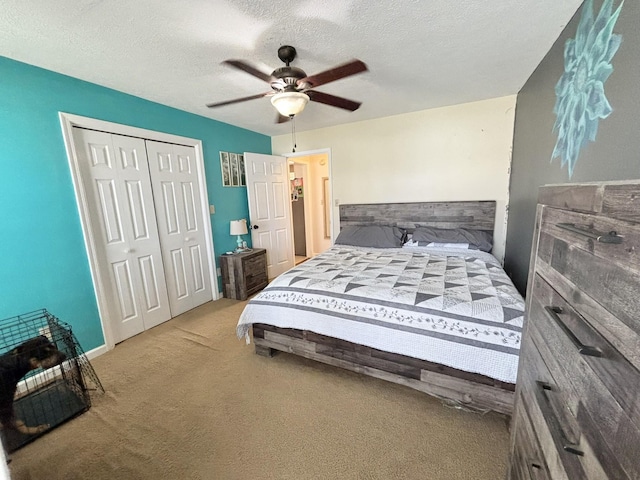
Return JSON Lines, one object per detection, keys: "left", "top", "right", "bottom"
{"left": 237, "top": 245, "right": 524, "bottom": 383}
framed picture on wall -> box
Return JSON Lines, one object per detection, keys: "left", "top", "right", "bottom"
{"left": 230, "top": 153, "right": 240, "bottom": 186}
{"left": 220, "top": 152, "right": 231, "bottom": 187}
{"left": 239, "top": 154, "right": 246, "bottom": 186}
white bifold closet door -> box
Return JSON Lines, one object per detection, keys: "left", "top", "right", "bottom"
{"left": 73, "top": 128, "right": 171, "bottom": 341}
{"left": 146, "top": 140, "right": 212, "bottom": 316}
{"left": 72, "top": 128, "right": 213, "bottom": 343}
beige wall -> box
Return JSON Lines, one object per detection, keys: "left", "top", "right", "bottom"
{"left": 272, "top": 96, "right": 517, "bottom": 262}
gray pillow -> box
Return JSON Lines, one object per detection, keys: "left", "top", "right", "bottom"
{"left": 411, "top": 227, "right": 493, "bottom": 252}
{"left": 335, "top": 225, "right": 405, "bottom": 248}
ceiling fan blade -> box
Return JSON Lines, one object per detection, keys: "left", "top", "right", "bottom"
{"left": 298, "top": 60, "right": 367, "bottom": 88}
{"left": 276, "top": 113, "right": 291, "bottom": 124}
{"left": 307, "top": 90, "right": 361, "bottom": 111}
{"left": 206, "top": 92, "right": 272, "bottom": 108}
{"left": 223, "top": 60, "right": 273, "bottom": 83}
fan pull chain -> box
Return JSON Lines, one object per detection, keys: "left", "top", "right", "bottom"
{"left": 291, "top": 115, "right": 297, "bottom": 153}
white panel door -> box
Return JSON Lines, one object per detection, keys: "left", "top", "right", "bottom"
{"left": 146, "top": 141, "right": 213, "bottom": 315}
{"left": 244, "top": 152, "right": 294, "bottom": 278}
{"left": 72, "top": 128, "right": 171, "bottom": 343}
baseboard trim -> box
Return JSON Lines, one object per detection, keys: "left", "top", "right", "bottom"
{"left": 85, "top": 344, "right": 108, "bottom": 361}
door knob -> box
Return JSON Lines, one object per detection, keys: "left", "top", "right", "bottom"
{"left": 253, "top": 225, "right": 259, "bottom": 230}
{"left": 124, "top": 248, "right": 135, "bottom": 254}
{"left": 185, "top": 237, "right": 192, "bottom": 242}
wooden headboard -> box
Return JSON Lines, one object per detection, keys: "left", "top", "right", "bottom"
{"left": 339, "top": 201, "right": 496, "bottom": 233}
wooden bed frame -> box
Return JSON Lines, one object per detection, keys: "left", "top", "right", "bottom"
{"left": 252, "top": 200, "right": 516, "bottom": 416}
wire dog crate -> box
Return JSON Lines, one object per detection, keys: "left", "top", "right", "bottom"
{"left": 0, "top": 309, "right": 103, "bottom": 453}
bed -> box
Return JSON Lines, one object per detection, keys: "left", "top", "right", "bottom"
{"left": 236, "top": 201, "right": 524, "bottom": 415}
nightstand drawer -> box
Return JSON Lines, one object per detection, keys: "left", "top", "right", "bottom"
{"left": 246, "top": 271, "right": 268, "bottom": 294}
{"left": 243, "top": 253, "right": 266, "bottom": 277}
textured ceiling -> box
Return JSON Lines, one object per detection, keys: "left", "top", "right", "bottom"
{"left": 0, "top": 0, "right": 582, "bottom": 136}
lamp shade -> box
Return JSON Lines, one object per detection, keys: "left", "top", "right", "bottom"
{"left": 270, "top": 91, "right": 310, "bottom": 117}
{"left": 230, "top": 219, "right": 248, "bottom": 236}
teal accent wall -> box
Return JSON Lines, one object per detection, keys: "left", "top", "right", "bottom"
{"left": 0, "top": 56, "right": 270, "bottom": 350}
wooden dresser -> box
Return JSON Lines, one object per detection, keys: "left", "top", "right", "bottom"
{"left": 508, "top": 181, "right": 640, "bottom": 480}
{"left": 220, "top": 248, "right": 268, "bottom": 300}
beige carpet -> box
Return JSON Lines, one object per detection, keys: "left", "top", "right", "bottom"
{"left": 9, "top": 299, "right": 510, "bottom": 480}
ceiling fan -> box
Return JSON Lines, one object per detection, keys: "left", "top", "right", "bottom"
{"left": 206, "top": 45, "right": 367, "bottom": 122}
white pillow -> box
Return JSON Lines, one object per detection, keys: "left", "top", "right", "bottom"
{"left": 403, "top": 240, "right": 471, "bottom": 249}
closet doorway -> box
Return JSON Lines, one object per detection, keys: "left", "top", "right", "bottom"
{"left": 61, "top": 114, "right": 217, "bottom": 349}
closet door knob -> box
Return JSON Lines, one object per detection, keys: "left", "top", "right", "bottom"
{"left": 253, "top": 225, "right": 259, "bottom": 230}
{"left": 185, "top": 237, "right": 192, "bottom": 242}
{"left": 124, "top": 248, "right": 135, "bottom": 254}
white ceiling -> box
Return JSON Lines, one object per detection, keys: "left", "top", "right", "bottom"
{"left": 0, "top": 0, "right": 582, "bottom": 136}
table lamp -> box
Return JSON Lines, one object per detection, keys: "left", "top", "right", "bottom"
{"left": 230, "top": 219, "right": 248, "bottom": 252}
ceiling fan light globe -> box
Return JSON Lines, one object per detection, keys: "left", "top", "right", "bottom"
{"left": 271, "top": 92, "right": 309, "bottom": 117}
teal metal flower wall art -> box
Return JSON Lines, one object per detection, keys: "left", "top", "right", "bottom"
{"left": 551, "top": 0, "right": 624, "bottom": 177}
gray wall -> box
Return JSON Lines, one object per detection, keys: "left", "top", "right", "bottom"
{"left": 504, "top": 0, "right": 640, "bottom": 293}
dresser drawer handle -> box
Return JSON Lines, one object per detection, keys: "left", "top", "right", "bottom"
{"left": 545, "top": 306, "right": 602, "bottom": 357}
{"left": 556, "top": 223, "right": 623, "bottom": 244}
{"left": 562, "top": 446, "right": 585, "bottom": 456}
{"left": 527, "top": 462, "right": 545, "bottom": 479}
{"left": 535, "top": 382, "right": 584, "bottom": 457}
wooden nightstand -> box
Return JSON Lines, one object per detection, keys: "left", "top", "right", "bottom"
{"left": 220, "top": 248, "right": 268, "bottom": 300}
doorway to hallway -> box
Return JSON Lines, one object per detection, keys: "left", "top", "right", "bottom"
{"left": 288, "top": 150, "right": 332, "bottom": 264}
